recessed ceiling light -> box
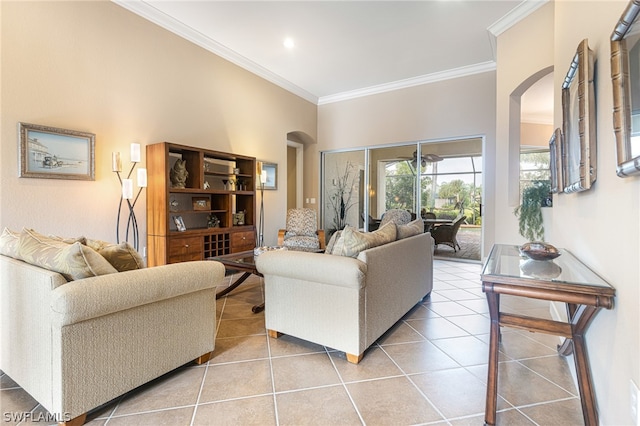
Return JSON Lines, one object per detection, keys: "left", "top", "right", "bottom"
{"left": 283, "top": 37, "right": 295, "bottom": 49}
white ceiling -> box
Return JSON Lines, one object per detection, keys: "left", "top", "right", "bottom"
{"left": 114, "top": 0, "right": 552, "bottom": 119}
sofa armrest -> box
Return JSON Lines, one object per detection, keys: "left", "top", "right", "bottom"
{"left": 51, "top": 261, "right": 225, "bottom": 326}
{"left": 256, "top": 251, "right": 366, "bottom": 289}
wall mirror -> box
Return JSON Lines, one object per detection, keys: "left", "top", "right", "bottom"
{"left": 549, "top": 128, "right": 563, "bottom": 193}
{"left": 611, "top": 0, "right": 640, "bottom": 177}
{"left": 561, "top": 38, "right": 596, "bottom": 193}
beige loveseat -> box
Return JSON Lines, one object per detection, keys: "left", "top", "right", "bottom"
{"left": 256, "top": 230, "right": 433, "bottom": 363}
{"left": 0, "top": 254, "right": 224, "bottom": 425}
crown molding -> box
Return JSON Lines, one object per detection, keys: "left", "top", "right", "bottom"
{"left": 112, "top": 0, "right": 319, "bottom": 104}
{"left": 487, "top": 0, "right": 549, "bottom": 38}
{"left": 113, "top": 0, "right": 538, "bottom": 107}
{"left": 318, "top": 62, "right": 496, "bottom": 105}
{"left": 486, "top": 0, "right": 549, "bottom": 60}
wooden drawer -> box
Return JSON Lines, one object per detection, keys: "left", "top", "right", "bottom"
{"left": 168, "top": 236, "right": 203, "bottom": 263}
{"left": 231, "top": 231, "right": 255, "bottom": 252}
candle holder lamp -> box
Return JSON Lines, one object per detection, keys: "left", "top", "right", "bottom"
{"left": 113, "top": 144, "right": 146, "bottom": 251}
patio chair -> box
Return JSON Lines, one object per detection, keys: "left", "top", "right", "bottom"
{"left": 432, "top": 215, "right": 466, "bottom": 252}
{"left": 422, "top": 211, "right": 437, "bottom": 233}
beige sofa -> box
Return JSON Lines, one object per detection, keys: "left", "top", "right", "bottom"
{"left": 256, "top": 232, "right": 433, "bottom": 363}
{"left": 0, "top": 255, "right": 224, "bottom": 425}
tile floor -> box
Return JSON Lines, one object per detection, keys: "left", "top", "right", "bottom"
{"left": 1, "top": 260, "right": 584, "bottom": 425}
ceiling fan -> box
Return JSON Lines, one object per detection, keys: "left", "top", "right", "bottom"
{"left": 398, "top": 151, "right": 444, "bottom": 168}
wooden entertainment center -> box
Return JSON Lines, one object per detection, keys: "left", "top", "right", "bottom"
{"left": 146, "top": 142, "right": 256, "bottom": 266}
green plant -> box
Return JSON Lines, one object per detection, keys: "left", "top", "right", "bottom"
{"left": 513, "top": 180, "right": 551, "bottom": 241}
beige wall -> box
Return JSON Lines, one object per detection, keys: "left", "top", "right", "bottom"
{"left": 0, "top": 1, "right": 316, "bottom": 248}
{"left": 317, "top": 72, "right": 497, "bottom": 255}
{"left": 552, "top": 2, "right": 639, "bottom": 423}
{"left": 496, "top": 1, "right": 639, "bottom": 423}
{"left": 521, "top": 122, "right": 554, "bottom": 148}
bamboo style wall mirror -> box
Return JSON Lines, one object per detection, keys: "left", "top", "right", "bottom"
{"left": 611, "top": 0, "right": 640, "bottom": 177}
{"left": 561, "top": 39, "right": 596, "bottom": 193}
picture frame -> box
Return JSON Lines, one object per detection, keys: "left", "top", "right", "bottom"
{"left": 19, "top": 122, "right": 95, "bottom": 180}
{"left": 261, "top": 162, "right": 277, "bottom": 190}
{"left": 173, "top": 215, "right": 186, "bottom": 232}
{"left": 611, "top": 0, "right": 640, "bottom": 177}
{"left": 549, "top": 128, "right": 564, "bottom": 194}
{"left": 561, "top": 39, "right": 597, "bottom": 193}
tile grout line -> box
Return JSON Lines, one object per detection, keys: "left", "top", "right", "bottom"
{"left": 323, "top": 347, "right": 367, "bottom": 426}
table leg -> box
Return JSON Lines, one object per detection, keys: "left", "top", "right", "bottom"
{"left": 484, "top": 288, "right": 500, "bottom": 426}
{"left": 216, "top": 272, "right": 252, "bottom": 299}
{"left": 569, "top": 304, "right": 601, "bottom": 426}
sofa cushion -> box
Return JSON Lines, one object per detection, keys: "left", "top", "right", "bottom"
{"left": 18, "top": 229, "right": 117, "bottom": 281}
{"left": 86, "top": 239, "right": 144, "bottom": 272}
{"left": 396, "top": 218, "right": 424, "bottom": 240}
{"left": 332, "top": 222, "right": 397, "bottom": 258}
{"left": 0, "top": 227, "right": 20, "bottom": 258}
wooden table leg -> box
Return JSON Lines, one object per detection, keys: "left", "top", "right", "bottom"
{"left": 484, "top": 287, "right": 500, "bottom": 426}
{"left": 216, "top": 272, "right": 251, "bottom": 299}
{"left": 569, "top": 304, "right": 601, "bottom": 426}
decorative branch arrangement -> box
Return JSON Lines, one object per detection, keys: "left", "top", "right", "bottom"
{"left": 327, "top": 161, "right": 359, "bottom": 233}
{"left": 112, "top": 144, "right": 146, "bottom": 250}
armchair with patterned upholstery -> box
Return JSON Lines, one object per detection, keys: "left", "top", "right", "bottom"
{"left": 278, "top": 208, "right": 326, "bottom": 251}
{"left": 432, "top": 215, "right": 466, "bottom": 252}
{"left": 379, "top": 209, "right": 412, "bottom": 227}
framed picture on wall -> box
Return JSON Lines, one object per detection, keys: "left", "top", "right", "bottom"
{"left": 549, "top": 128, "right": 563, "bottom": 194}
{"left": 19, "top": 122, "right": 95, "bottom": 180}
{"left": 561, "top": 39, "right": 596, "bottom": 193}
{"left": 261, "top": 162, "right": 277, "bottom": 190}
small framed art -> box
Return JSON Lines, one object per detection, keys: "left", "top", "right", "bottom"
{"left": 261, "top": 162, "right": 277, "bottom": 190}
{"left": 19, "top": 122, "right": 95, "bottom": 180}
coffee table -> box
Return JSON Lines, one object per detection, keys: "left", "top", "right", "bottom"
{"left": 209, "top": 250, "right": 265, "bottom": 313}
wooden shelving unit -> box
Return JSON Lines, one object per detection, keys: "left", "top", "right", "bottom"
{"left": 146, "top": 142, "right": 256, "bottom": 266}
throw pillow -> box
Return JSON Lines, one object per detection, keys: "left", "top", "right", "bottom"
{"left": 86, "top": 239, "right": 145, "bottom": 272}
{"left": 396, "top": 218, "right": 424, "bottom": 239}
{"left": 325, "top": 230, "right": 342, "bottom": 255}
{"left": 18, "top": 228, "right": 117, "bottom": 281}
{"left": 332, "top": 222, "right": 397, "bottom": 258}
{"left": 0, "top": 227, "right": 20, "bottom": 258}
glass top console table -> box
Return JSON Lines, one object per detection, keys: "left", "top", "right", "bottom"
{"left": 481, "top": 244, "right": 615, "bottom": 426}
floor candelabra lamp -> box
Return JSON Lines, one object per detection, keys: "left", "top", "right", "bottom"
{"left": 257, "top": 161, "right": 267, "bottom": 248}
{"left": 113, "top": 143, "right": 146, "bottom": 251}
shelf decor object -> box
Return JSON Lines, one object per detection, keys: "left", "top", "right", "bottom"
{"left": 146, "top": 142, "right": 256, "bottom": 266}
{"left": 113, "top": 143, "right": 146, "bottom": 251}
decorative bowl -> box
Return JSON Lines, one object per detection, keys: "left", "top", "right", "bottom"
{"left": 519, "top": 242, "right": 561, "bottom": 261}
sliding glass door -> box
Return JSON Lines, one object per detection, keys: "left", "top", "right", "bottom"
{"left": 321, "top": 138, "right": 483, "bottom": 256}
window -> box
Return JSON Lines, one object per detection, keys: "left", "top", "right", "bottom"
{"left": 519, "top": 150, "right": 550, "bottom": 200}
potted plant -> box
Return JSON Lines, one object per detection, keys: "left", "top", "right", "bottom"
{"left": 514, "top": 180, "right": 559, "bottom": 260}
